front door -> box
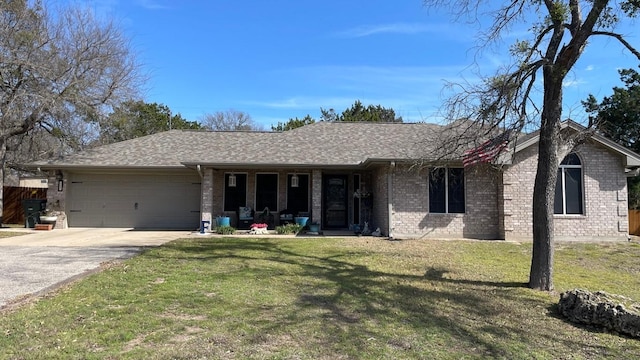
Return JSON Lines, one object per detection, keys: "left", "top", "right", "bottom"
{"left": 323, "top": 175, "right": 348, "bottom": 229}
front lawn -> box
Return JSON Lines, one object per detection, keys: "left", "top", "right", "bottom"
{"left": 1, "top": 237, "right": 639, "bottom": 359}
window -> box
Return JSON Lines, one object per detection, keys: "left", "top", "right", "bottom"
{"left": 224, "top": 173, "right": 247, "bottom": 211}
{"left": 554, "top": 153, "right": 583, "bottom": 215}
{"left": 429, "top": 168, "right": 465, "bottom": 213}
{"left": 287, "top": 174, "right": 309, "bottom": 214}
{"left": 256, "top": 174, "right": 278, "bottom": 211}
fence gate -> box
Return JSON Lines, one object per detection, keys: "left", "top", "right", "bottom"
{"left": 2, "top": 186, "right": 48, "bottom": 225}
{"left": 629, "top": 210, "right": 640, "bottom": 236}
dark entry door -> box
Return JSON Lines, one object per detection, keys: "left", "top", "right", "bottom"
{"left": 323, "top": 175, "right": 348, "bottom": 228}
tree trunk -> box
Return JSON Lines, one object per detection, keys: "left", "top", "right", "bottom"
{"left": 529, "top": 70, "right": 564, "bottom": 291}
{"left": 0, "top": 139, "right": 5, "bottom": 227}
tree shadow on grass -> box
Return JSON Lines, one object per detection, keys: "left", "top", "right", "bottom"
{"left": 140, "top": 237, "right": 632, "bottom": 358}
{"left": 424, "top": 267, "right": 528, "bottom": 288}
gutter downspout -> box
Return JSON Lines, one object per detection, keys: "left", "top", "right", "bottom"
{"left": 388, "top": 161, "right": 395, "bottom": 239}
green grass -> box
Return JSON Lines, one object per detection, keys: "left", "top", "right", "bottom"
{"left": 1, "top": 238, "right": 640, "bottom": 359}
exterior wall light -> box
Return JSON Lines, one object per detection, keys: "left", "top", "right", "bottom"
{"left": 56, "top": 171, "right": 64, "bottom": 192}
{"left": 228, "top": 173, "right": 236, "bottom": 187}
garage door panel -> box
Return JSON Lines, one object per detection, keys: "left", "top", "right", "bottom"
{"left": 68, "top": 173, "right": 201, "bottom": 229}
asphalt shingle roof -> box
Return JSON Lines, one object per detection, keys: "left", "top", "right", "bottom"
{"left": 33, "top": 122, "right": 446, "bottom": 169}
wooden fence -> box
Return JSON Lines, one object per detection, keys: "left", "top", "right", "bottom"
{"left": 629, "top": 210, "right": 640, "bottom": 236}
{"left": 2, "top": 186, "right": 48, "bottom": 225}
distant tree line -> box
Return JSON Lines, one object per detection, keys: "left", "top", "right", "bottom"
{"left": 584, "top": 68, "right": 640, "bottom": 209}
{"left": 271, "top": 100, "right": 402, "bottom": 131}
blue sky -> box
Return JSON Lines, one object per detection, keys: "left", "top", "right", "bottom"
{"left": 77, "top": 0, "right": 638, "bottom": 129}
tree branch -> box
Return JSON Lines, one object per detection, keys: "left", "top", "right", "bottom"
{"left": 592, "top": 30, "right": 640, "bottom": 60}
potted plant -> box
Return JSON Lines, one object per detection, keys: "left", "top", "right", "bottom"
{"left": 216, "top": 215, "right": 231, "bottom": 227}
{"left": 294, "top": 216, "right": 309, "bottom": 227}
{"left": 308, "top": 221, "right": 320, "bottom": 234}
{"left": 39, "top": 209, "right": 59, "bottom": 224}
{"left": 249, "top": 223, "right": 269, "bottom": 234}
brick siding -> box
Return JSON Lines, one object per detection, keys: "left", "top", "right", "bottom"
{"left": 503, "top": 142, "right": 629, "bottom": 241}
{"left": 196, "top": 141, "right": 630, "bottom": 241}
{"left": 370, "top": 166, "right": 389, "bottom": 235}
{"left": 389, "top": 165, "right": 501, "bottom": 239}
{"left": 46, "top": 172, "right": 68, "bottom": 229}
{"left": 200, "top": 169, "right": 214, "bottom": 226}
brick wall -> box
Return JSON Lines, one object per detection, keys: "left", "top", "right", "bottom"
{"left": 197, "top": 143, "right": 629, "bottom": 240}
{"left": 389, "top": 164, "right": 501, "bottom": 239}
{"left": 46, "top": 171, "right": 68, "bottom": 229}
{"left": 388, "top": 166, "right": 428, "bottom": 238}
{"left": 502, "top": 145, "right": 537, "bottom": 239}
{"left": 200, "top": 169, "right": 213, "bottom": 226}
{"left": 370, "top": 166, "right": 389, "bottom": 235}
{"left": 311, "top": 170, "right": 322, "bottom": 225}
{"left": 503, "top": 142, "right": 629, "bottom": 241}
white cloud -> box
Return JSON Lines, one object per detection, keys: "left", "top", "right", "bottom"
{"left": 248, "top": 95, "right": 441, "bottom": 123}
{"left": 283, "top": 64, "right": 470, "bottom": 88}
{"left": 135, "top": 0, "right": 171, "bottom": 10}
{"left": 240, "top": 64, "right": 475, "bottom": 123}
{"left": 335, "top": 23, "right": 447, "bottom": 38}
{"left": 563, "top": 80, "right": 580, "bottom": 87}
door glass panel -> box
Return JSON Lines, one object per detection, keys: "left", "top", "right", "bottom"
{"left": 324, "top": 175, "right": 348, "bottom": 228}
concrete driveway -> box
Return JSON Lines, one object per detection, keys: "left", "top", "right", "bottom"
{"left": 0, "top": 228, "right": 193, "bottom": 310}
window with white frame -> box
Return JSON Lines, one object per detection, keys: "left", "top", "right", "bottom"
{"left": 554, "top": 153, "right": 583, "bottom": 215}
{"left": 429, "top": 167, "right": 465, "bottom": 213}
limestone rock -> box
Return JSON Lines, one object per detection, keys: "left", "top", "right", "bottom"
{"left": 558, "top": 289, "right": 640, "bottom": 338}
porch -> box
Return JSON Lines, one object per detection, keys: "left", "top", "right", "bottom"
{"left": 199, "top": 168, "right": 381, "bottom": 233}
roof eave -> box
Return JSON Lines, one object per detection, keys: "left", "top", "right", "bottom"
{"left": 23, "top": 164, "right": 190, "bottom": 171}
{"left": 181, "top": 161, "right": 365, "bottom": 170}
{"left": 360, "top": 158, "right": 410, "bottom": 167}
{"left": 360, "top": 158, "right": 465, "bottom": 168}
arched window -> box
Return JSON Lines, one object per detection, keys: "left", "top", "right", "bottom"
{"left": 554, "top": 153, "right": 583, "bottom": 215}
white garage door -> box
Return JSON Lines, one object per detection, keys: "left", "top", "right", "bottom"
{"left": 67, "top": 173, "right": 201, "bottom": 229}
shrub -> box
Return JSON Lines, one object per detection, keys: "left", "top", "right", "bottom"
{"left": 275, "top": 223, "right": 303, "bottom": 235}
{"left": 216, "top": 225, "right": 236, "bottom": 235}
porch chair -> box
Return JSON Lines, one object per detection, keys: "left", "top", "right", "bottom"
{"left": 237, "top": 206, "right": 253, "bottom": 230}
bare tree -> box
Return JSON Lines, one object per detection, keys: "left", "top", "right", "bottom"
{"left": 200, "top": 110, "right": 264, "bottom": 131}
{"left": 0, "top": 0, "right": 141, "bottom": 224}
{"left": 423, "top": 0, "right": 640, "bottom": 290}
